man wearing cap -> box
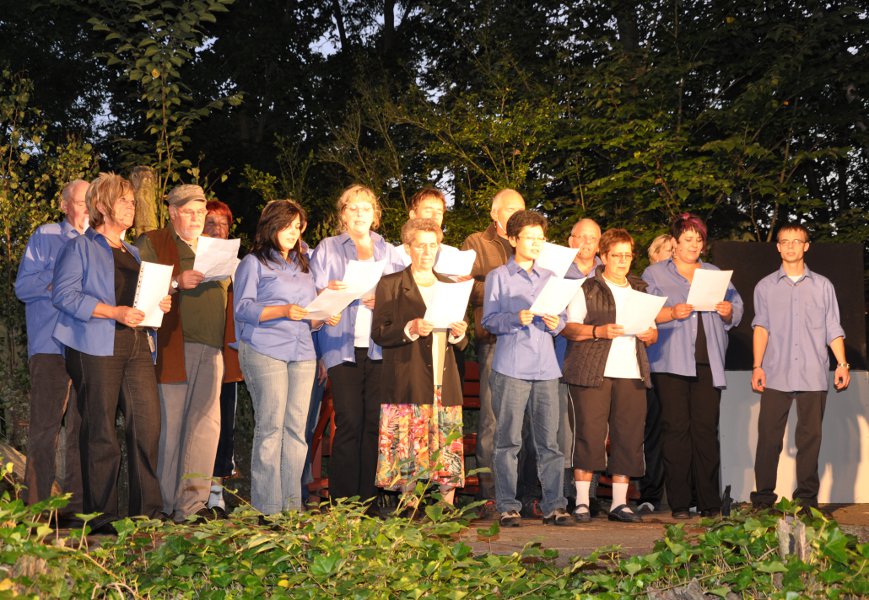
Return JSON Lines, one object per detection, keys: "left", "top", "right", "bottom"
{"left": 136, "top": 184, "right": 230, "bottom": 522}
{"left": 15, "top": 179, "right": 89, "bottom": 520}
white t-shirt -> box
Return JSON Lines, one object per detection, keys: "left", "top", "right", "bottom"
{"left": 353, "top": 257, "right": 375, "bottom": 348}
{"left": 566, "top": 279, "right": 642, "bottom": 379}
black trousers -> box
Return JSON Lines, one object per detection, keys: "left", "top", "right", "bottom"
{"left": 212, "top": 381, "right": 237, "bottom": 478}
{"left": 66, "top": 328, "right": 163, "bottom": 519}
{"left": 653, "top": 366, "right": 721, "bottom": 512}
{"left": 751, "top": 389, "right": 826, "bottom": 508}
{"left": 327, "top": 348, "right": 383, "bottom": 502}
{"left": 638, "top": 386, "right": 665, "bottom": 505}
{"left": 25, "top": 354, "right": 83, "bottom": 514}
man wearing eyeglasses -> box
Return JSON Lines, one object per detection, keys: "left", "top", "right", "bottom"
{"left": 136, "top": 184, "right": 230, "bottom": 522}
{"left": 750, "top": 223, "right": 850, "bottom": 516}
{"left": 15, "top": 179, "right": 89, "bottom": 521}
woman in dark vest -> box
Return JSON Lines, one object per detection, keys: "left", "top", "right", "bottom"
{"left": 561, "top": 228, "right": 658, "bottom": 523}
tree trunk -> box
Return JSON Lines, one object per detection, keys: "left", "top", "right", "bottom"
{"left": 130, "top": 166, "right": 159, "bottom": 234}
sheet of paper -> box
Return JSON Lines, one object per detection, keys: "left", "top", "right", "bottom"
{"left": 193, "top": 237, "right": 241, "bottom": 282}
{"left": 304, "top": 288, "right": 360, "bottom": 321}
{"left": 619, "top": 289, "right": 667, "bottom": 335}
{"left": 303, "top": 259, "right": 387, "bottom": 320}
{"left": 423, "top": 279, "right": 474, "bottom": 328}
{"left": 434, "top": 245, "right": 476, "bottom": 276}
{"left": 134, "top": 261, "right": 174, "bottom": 328}
{"left": 536, "top": 242, "right": 578, "bottom": 278}
{"left": 686, "top": 269, "right": 733, "bottom": 311}
{"left": 529, "top": 277, "right": 583, "bottom": 316}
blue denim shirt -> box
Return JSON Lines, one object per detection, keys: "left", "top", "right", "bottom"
{"left": 642, "top": 258, "right": 743, "bottom": 389}
{"left": 52, "top": 228, "right": 155, "bottom": 358}
{"left": 555, "top": 256, "right": 602, "bottom": 368}
{"left": 15, "top": 220, "right": 80, "bottom": 357}
{"left": 752, "top": 264, "right": 845, "bottom": 392}
{"left": 482, "top": 258, "right": 565, "bottom": 381}
{"left": 309, "top": 232, "right": 404, "bottom": 370}
{"left": 234, "top": 251, "right": 317, "bottom": 363}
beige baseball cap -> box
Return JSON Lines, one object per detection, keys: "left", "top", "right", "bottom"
{"left": 167, "top": 184, "right": 207, "bottom": 207}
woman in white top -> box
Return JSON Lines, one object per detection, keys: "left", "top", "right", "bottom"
{"left": 560, "top": 228, "right": 658, "bottom": 523}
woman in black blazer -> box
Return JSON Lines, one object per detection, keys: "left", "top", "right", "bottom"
{"left": 372, "top": 218, "right": 468, "bottom": 508}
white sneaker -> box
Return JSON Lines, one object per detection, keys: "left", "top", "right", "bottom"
{"left": 207, "top": 484, "right": 225, "bottom": 510}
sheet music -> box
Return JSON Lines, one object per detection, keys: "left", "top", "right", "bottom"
{"left": 193, "top": 237, "right": 241, "bottom": 282}
{"left": 529, "top": 277, "right": 583, "bottom": 316}
{"left": 423, "top": 279, "right": 474, "bottom": 328}
{"left": 536, "top": 242, "right": 579, "bottom": 278}
{"left": 686, "top": 269, "right": 733, "bottom": 311}
{"left": 620, "top": 289, "right": 667, "bottom": 335}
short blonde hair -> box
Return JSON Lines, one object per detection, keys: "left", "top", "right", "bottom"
{"left": 647, "top": 234, "right": 674, "bottom": 262}
{"left": 86, "top": 172, "right": 134, "bottom": 229}
{"left": 336, "top": 184, "right": 382, "bottom": 230}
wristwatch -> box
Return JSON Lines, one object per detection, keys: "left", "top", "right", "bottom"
{"left": 837, "top": 362, "right": 850, "bottom": 369}
{"left": 171, "top": 278, "right": 179, "bottom": 290}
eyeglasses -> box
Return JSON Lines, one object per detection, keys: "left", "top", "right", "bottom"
{"left": 517, "top": 236, "right": 546, "bottom": 244}
{"left": 178, "top": 208, "right": 207, "bottom": 218}
{"left": 344, "top": 204, "right": 374, "bottom": 214}
{"left": 777, "top": 239, "right": 807, "bottom": 246}
{"left": 608, "top": 253, "right": 633, "bottom": 261}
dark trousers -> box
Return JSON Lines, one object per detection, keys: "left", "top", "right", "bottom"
{"left": 570, "top": 378, "right": 646, "bottom": 477}
{"left": 751, "top": 389, "right": 826, "bottom": 508}
{"left": 25, "top": 354, "right": 83, "bottom": 514}
{"left": 653, "top": 366, "right": 721, "bottom": 512}
{"left": 212, "top": 381, "right": 237, "bottom": 478}
{"left": 302, "top": 374, "right": 326, "bottom": 502}
{"left": 327, "top": 348, "right": 382, "bottom": 501}
{"left": 638, "top": 386, "right": 665, "bottom": 505}
{"left": 66, "top": 328, "right": 163, "bottom": 519}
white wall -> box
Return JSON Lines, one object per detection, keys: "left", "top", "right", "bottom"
{"left": 720, "top": 370, "right": 869, "bottom": 503}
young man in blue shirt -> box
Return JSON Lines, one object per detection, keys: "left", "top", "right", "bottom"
{"left": 750, "top": 223, "right": 850, "bottom": 515}
{"left": 482, "top": 210, "right": 571, "bottom": 527}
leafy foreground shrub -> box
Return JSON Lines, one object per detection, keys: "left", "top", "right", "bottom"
{"left": 0, "top": 480, "right": 866, "bottom": 597}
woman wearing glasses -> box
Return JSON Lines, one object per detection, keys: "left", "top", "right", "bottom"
{"left": 309, "top": 184, "right": 404, "bottom": 505}
{"left": 641, "top": 213, "right": 743, "bottom": 519}
{"left": 561, "top": 228, "right": 657, "bottom": 523}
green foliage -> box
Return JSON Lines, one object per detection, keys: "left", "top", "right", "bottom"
{"left": 1, "top": 463, "right": 866, "bottom": 598}
{"left": 0, "top": 68, "right": 96, "bottom": 443}
{"left": 88, "top": 0, "right": 242, "bottom": 224}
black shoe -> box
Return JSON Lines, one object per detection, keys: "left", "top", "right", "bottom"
{"left": 499, "top": 510, "right": 521, "bottom": 527}
{"left": 671, "top": 510, "right": 692, "bottom": 520}
{"left": 798, "top": 506, "right": 832, "bottom": 520}
{"left": 700, "top": 509, "right": 720, "bottom": 518}
{"left": 572, "top": 504, "right": 592, "bottom": 523}
{"left": 88, "top": 514, "right": 118, "bottom": 535}
{"left": 608, "top": 504, "right": 642, "bottom": 523}
{"left": 542, "top": 508, "right": 573, "bottom": 526}
{"left": 190, "top": 506, "right": 227, "bottom": 524}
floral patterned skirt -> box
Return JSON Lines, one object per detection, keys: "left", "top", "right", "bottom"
{"left": 375, "top": 387, "right": 465, "bottom": 490}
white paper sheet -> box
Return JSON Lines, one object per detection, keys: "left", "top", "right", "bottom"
{"left": 686, "top": 269, "right": 733, "bottom": 311}
{"left": 620, "top": 289, "right": 668, "bottom": 335}
{"left": 435, "top": 245, "right": 476, "bottom": 276}
{"left": 303, "top": 259, "right": 387, "bottom": 320}
{"left": 133, "top": 261, "right": 174, "bottom": 328}
{"left": 193, "top": 237, "right": 241, "bottom": 282}
{"left": 536, "top": 242, "right": 579, "bottom": 278}
{"left": 423, "top": 279, "right": 474, "bottom": 328}
{"left": 529, "top": 277, "right": 583, "bottom": 316}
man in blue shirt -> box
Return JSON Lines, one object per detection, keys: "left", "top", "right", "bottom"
{"left": 14, "top": 179, "right": 89, "bottom": 516}
{"left": 750, "top": 223, "right": 850, "bottom": 514}
{"left": 482, "top": 210, "right": 571, "bottom": 527}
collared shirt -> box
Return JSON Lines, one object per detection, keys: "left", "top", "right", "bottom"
{"left": 15, "top": 220, "right": 81, "bottom": 357}
{"left": 51, "top": 228, "right": 155, "bottom": 358}
{"left": 310, "top": 231, "right": 405, "bottom": 370}
{"left": 482, "top": 258, "right": 565, "bottom": 381}
{"left": 752, "top": 264, "right": 845, "bottom": 392}
{"left": 234, "top": 251, "right": 317, "bottom": 363}
{"left": 555, "top": 256, "right": 602, "bottom": 367}
{"left": 642, "top": 258, "right": 743, "bottom": 389}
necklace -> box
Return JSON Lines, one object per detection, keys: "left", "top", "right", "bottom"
{"left": 603, "top": 273, "right": 629, "bottom": 287}
{"left": 105, "top": 237, "right": 127, "bottom": 252}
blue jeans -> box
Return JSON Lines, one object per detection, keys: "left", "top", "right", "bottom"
{"left": 240, "top": 341, "right": 316, "bottom": 514}
{"left": 490, "top": 371, "right": 565, "bottom": 515}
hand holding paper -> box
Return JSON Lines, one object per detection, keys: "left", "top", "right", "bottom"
{"left": 193, "top": 237, "right": 241, "bottom": 282}
{"left": 423, "top": 279, "right": 473, "bottom": 328}
{"left": 686, "top": 269, "right": 733, "bottom": 311}
{"left": 133, "top": 261, "right": 174, "bottom": 328}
